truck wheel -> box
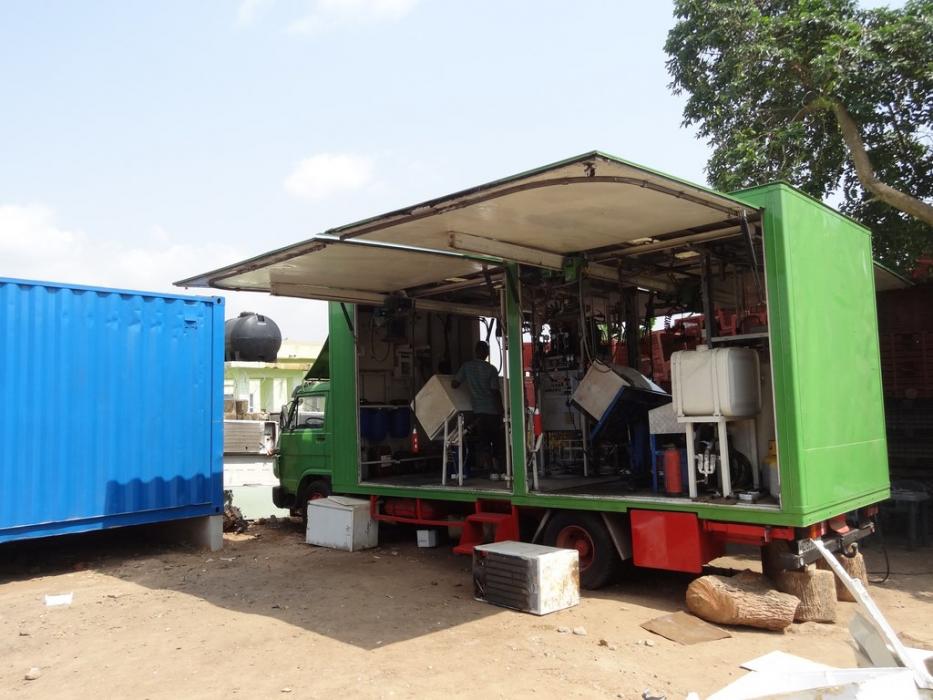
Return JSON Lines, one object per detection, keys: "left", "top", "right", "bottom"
{"left": 542, "top": 512, "right": 619, "bottom": 590}
{"left": 297, "top": 478, "right": 331, "bottom": 525}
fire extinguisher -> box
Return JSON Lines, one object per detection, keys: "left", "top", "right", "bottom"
{"left": 411, "top": 426, "right": 420, "bottom": 454}
{"left": 663, "top": 445, "right": 683, "bottom": 495}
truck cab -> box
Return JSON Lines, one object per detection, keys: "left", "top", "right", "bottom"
{"left": 273, "top": 380, "right": 333, "bottom": 517}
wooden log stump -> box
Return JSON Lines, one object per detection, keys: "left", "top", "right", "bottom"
{"left": 775, "top": 566, "right": 837, "bottom": 622}
{"left": 686, "top": 570, "right": 800, "bottom": 631}
{"left": 815, "top": 546, "right": 869, "bottom": 602}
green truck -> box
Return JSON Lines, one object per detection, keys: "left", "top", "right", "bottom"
{"left": 179, "top": 152, "right": 889, "bottom": 589}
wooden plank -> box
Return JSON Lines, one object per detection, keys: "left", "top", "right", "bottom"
{"left": 641, "top": 610, "right": 732, "bottom": 644}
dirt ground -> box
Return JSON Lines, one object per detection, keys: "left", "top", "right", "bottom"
{"left": 2, "top": 521, "right": 933, "bottom": 700}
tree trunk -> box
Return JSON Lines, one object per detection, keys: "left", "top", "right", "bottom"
{"left": 775, "top": 566, "right": 837, "bottom": 622}
{"left": 832, "top": 101, "right": 933, "bottom": 227}
{"left": 816, "top": 547, "right": 869, "bottom": 603}
{"left": 686, "top": 570, "right": 800, "bottom": 631}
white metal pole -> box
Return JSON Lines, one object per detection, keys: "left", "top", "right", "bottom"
{"left": 532, "top": 433, "right": 542, "bottom": 491}
{"left": 457, "top": 414, "right": 464, "bottom": 487}
{"left": 500, "top": 287, "right": 512, "bottom": 483}
{"left": 718, "top": 420, "right": 732, "bottom": 498}
{"left": 686, "top": 422, "right": 697, "bottom": 498}
{"left": 441, "top": 419, "right": 448, "bottom": 486}
{"left": 749, "top": 418, "right": 760, "bottom": 489}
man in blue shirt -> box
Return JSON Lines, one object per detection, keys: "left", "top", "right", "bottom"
{"left": 452, "top": 341, "right": 504, "bottom": 479}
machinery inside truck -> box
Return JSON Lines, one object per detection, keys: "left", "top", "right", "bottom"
{"left": 324, "top": 213, "right": 782, "bottom": 510}
{"left": 518, "top": 227, "right": 781, "bottom": 507}
{"left": 354, "top": 301, "right": 514, "bottom": 490}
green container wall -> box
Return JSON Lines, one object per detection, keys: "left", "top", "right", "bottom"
{"left": 732, "top": 184, "right": 889, "bottom": 522}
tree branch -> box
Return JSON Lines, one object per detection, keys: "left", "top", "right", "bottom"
{"left": 832, "top": 101, "right": 933, "bottom": 227}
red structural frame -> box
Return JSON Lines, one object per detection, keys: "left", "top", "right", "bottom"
{"left": 370, "top": 496, "right": 829, "bottom": 575}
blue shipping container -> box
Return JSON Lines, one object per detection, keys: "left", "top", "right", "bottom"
{"left": 0, "top": 277, "right": 225, "bottom": 543}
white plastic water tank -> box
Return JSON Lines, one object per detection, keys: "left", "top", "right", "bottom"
{"left": 671, "top": 347, "right": 762, "bottom": 418}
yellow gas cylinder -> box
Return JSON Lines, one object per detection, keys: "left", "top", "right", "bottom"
{"left": 764, "top": 440, "right": 780, "bottom": 498}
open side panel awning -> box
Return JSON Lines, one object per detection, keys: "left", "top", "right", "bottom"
{"left": 332, "top": 152, "right": 758, "bottom": 259}
{"left": 176, "top": 236, "right": 503, "bottom": 315}
{"left": 177, "top": 151, "right": 761, "bottom": 300}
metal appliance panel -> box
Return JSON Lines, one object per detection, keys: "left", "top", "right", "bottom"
{"left": 571, "top": 364, "right": 628, "bottom": 421}
{"left": 473, "top": 541, "right": 579, "bottom": 615}
{"left": 539, "top": 371, "right": 582, "bottom": 432}
{"left": 411, "top": 374, "right": 473, "bottom": 440}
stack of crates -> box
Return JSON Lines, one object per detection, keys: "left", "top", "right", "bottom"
{"left": 878, "top": 285, "right": 933, "bottom": 399}
{"left": 877, "top": 284, "right": 933, "bottom": 484}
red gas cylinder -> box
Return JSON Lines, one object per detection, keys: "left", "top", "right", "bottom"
{"left": 532, "top": 408, "right": 543, "bottom": 438}
{"left": 663, "top": 446, "right": 683, "bottom": 495}
{"left": 411, "top": 427, "right": 420, "bottom": 454}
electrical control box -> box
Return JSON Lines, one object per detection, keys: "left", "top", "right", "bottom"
{"left": 538, "top": 371, "right": 582, "bottom": 431}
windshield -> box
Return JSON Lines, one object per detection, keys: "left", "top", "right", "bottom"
{"left": 289, "top": 394, "right": 326, "bottom": 430}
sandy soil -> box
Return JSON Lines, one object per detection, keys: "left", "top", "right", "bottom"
{"left": 2, "top": 521, "right": 933, "bottom": 700}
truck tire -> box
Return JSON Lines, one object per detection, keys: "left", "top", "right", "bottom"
{"left": 297, "top": 478, "right": 331, "bottom": 525}
{"left": 542, "top": 512, "right": 619, "bottom": 590}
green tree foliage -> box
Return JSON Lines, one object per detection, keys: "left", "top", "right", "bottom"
{"left": 665, "top": 0, "right": 933, "bottom": 273}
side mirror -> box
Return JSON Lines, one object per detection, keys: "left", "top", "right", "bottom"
{"left": 279, "top": 405, "right": 289, "bottom": 428}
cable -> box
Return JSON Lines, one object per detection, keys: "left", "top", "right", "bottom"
{"left": 578, "top": 274, "right": 592, "bottom": 363}
{"left": 369, "top": 313, "right": 392, "bottom": 362}
{"left": 867, "top": 517, "right": 891, "bottom": 584}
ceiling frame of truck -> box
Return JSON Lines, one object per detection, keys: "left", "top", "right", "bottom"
{"left": 177, "top": 151, "right": 761, "bottom": 301}
{"left": 330, "top": 152, "right": 760, "bottom": 264}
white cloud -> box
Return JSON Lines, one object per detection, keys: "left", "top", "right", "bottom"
{"left": 288, "top": 0, "right": 420, "bottom": 34}
{"left": 0, "top": 204, "right": 81, "bottom": 258}
{"left": 236, "top": 0, "right": 274, "bottom": 26}
{"left": 283, "top": 152, "right": 374, "bottom": 200}
{"left": 0, "top": 204, "right": 239, "bottom": 295}
{"left": 0, "top": 203, "right": 328, "bottom": 341}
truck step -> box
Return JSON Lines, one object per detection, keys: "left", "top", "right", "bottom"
{"left": 453, "top": 507, "right": 521, "bottom": 556}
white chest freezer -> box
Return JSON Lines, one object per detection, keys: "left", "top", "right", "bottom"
{"left": 306, "top": 496, "right": 379, "bottom": 551}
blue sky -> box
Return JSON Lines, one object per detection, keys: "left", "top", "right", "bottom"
{"left": 0, "top": 0, "right": 902, "bottom": 339}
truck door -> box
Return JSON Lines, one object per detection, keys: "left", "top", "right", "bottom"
{"left": 278, "top": 392, "right": 330, "bottom": 493}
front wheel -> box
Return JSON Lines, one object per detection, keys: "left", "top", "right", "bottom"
{"left": 542, "top": 512, "right": 620, "bottom": 590}
{"left": 296, "top": 478, "right": 331, "bottom": 525}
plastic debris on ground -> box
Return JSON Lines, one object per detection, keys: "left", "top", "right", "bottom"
{"left": 43, "top": 593, "right": 73, "bottom": 607}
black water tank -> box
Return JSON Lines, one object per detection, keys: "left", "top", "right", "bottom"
{"left": 224, "top": 312, "right": 282, "bottom": 362}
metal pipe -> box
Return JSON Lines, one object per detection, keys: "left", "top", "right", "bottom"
{"left": 592, "top": 228, "right": 743, "bottom": 259}
{"left": 500, "top": 286, "right": 513, "bottom": 483}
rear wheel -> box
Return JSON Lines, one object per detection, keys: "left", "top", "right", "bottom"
{"left": 542, "top": 512, "right": 619, "bottom": 590}
{"left": 297, "top": 478, "right": 331, "bottom": 525}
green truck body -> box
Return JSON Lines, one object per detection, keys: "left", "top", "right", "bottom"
{"left": 278, "top": 185, "right": 890, "bottom": 526}
{"left": 182, "top": 154, "right": 889, "bottom": 582}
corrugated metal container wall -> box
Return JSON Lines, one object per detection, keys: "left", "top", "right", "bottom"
{"left": 0, "top": 277, "right": 224, "bottom": 543}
